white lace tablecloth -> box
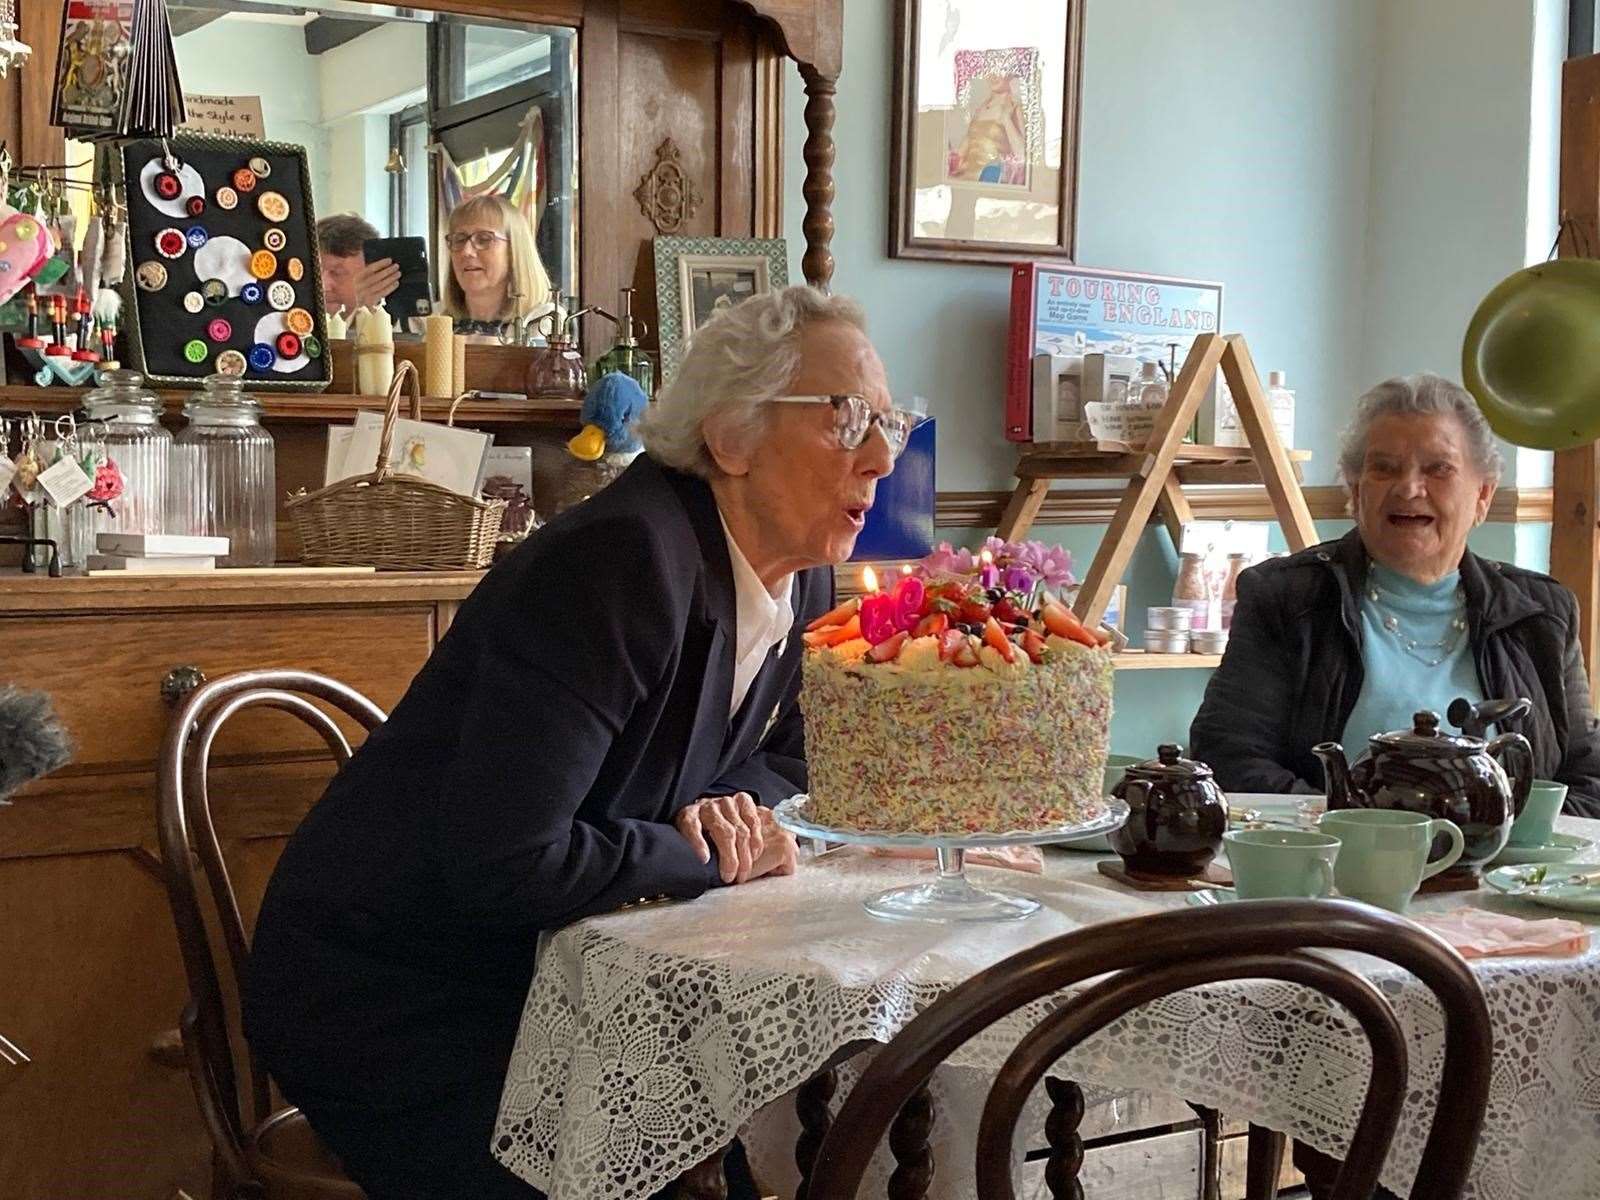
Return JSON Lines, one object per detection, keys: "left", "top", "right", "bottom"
{"left": 492, "top": 811, "right": 1600, "bottom": 1200}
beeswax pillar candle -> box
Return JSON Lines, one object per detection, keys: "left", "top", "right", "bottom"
{"left": 423, "top": 314, "right": 454, "bottom": 397}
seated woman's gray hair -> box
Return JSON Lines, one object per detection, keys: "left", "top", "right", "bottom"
{"left": 638, "top": 285, "right": 867, "bottom": 479}
{"left": 1337, "top": 373, "right": 1505, "bottom": 502}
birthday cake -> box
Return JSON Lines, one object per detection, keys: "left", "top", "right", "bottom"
{"left": 801, "top": 541, "right": 1114, "bottom": 836}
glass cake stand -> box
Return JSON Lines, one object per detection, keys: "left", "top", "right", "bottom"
{"left": 774, "top": 794, "right": 1129, "bottom": 923}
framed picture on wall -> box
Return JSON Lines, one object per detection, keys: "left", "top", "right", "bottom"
{"left": 891, "top": 0, "right": 1085, "bottom": 266}
{"left": 653, "top": 236, "right": 789, "bottom": 383}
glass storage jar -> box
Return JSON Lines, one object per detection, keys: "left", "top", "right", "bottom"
{"left": 171, "top": 374, "right": 276, "bottom": 566}
{"left": 74, "top": 370, "right": 172, "bottom": 562}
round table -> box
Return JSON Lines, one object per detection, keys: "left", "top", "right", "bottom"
{"left": 492, "top": 806, "right": 1600, "bottom": 1200}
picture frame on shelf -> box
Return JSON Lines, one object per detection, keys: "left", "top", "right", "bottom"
{"left": 890, "top": 0, "right": 1085, "bottom": 265}
{"left": 653, "top": 236, "right": 789, "bottom": 384}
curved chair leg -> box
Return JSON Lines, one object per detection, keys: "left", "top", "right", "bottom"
{"left": 794, "top": 1065, "right": 837, "bottom": 1200}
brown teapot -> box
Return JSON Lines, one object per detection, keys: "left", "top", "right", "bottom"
{"left": 1312, "top": 702, "right": 1533, "bottom": 871}
{"left": 1109, "top": 744, "right": 1229, "bottom": 875}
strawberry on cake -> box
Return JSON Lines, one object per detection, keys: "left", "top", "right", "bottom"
{"left": 800, "top": 540, "right": 1114, "bottom": 836}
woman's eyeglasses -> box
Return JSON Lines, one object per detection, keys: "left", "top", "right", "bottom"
{"left": 772, "top": 394, "right": 920, "bottom": 457}
{"left": 444, "top": 230, "right": 510, "bottom": 252}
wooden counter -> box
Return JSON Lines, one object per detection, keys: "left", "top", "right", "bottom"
{"left": 0, "top": 568, "right": 483, "bottom": 1200}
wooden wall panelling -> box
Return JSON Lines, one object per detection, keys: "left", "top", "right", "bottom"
{"left": 720, "top": 15, "right": 758, "bottom": 238}
{"left": 1550, "top": 52, "right": 1600, "bottom": 689}
{"left": 580, "top": 0, "right": 624, "bottom": 358}
{"left": 16, "top": 0, "right": 63, "bottom": 165}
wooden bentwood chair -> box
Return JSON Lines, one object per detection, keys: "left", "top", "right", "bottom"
{"left": 157, "top": 669, "right": 386, "bottom": 1200}
{"left": 806, "top": 901, "right": 1494, "bottom": 1200}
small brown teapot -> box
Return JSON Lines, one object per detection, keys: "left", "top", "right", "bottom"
{"left": 1313, "top": 704, "right": 1533, "bottom": 871}
{"left": 1109, "top": 744, "right": 1229, "bottom": 875}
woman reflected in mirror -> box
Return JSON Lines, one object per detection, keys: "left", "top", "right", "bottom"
{"left": 441, "top": 193, "right": 551, "bottom": 342}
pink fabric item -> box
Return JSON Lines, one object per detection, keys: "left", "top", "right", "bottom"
{"left": 1411, "top": 907, "right": 1590, "bottom": 958}
{"left": 867, "top": 845, "right": 1044, "bottom": 874}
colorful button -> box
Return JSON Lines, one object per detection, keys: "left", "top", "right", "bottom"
{"left": 154, "top": 228, "right": 187, "bottom": 259}
{"left": 185, "top": 225, "right": 209, "bottom": 249}
{"left": 185, "top": 195, "right": 206, "bottom": 217}
{"left": 284, "top": 307, "right": 314, "bottom": 336}
{"left": 135, "top": 261, "right": 167, "bottom": 291}
{"left": 232, "top": 168, "right": 257, "bottom": 193}
{"left": 275, "top": 331, "right": 302, "bottom": 359}
{"left": 207, "top": 318, "right": 232, "bottom": 342}
{"left": 267, "top": 280, "right": 295, "bottom": 311}
{"left": 215, "top": 349, "right": 247, "bottom": 376}
{"left": 286, "top": 256, "right": 304, "bottom": 282}
{"left": 183, "top": 340, "right": 210, "bottom": 365}
{"left": 215, "top": 186, "right": 238, "bottom": 210}
{"left": 248, "top": 343, "right": 276, "bottom": 371}
{"left": 154, "top": 171, "right": 182, "bottom": 200}
{"left": 240, "top": 281, "right": 264, "bottom": 305}
{"left": 262, "top": 227, "right": 287, "bottom": 253}
{"left": 248, "top": 156, "right": 272, "bottom": 179}
{"left": 201, "top": 278, "right": 230, "bottom": 306}
{"left": 302, "top": 334, "right": 322, "bottom": 359}
{"left": 256, "top": 191, "right": 290, "bottom": 223}
{"left": 248, "top": 249, "right": 278, "bottom": 279}
{"left": 182, "top": 290, "right": 204, "bottom": 313}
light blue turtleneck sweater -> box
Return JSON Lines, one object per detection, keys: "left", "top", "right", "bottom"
{"left": 1340, "top": 562, "right": 1484, "bottom": 751}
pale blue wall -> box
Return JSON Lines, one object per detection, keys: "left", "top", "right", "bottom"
{"left": 783, "top": 0, "right": 1556, "bottom": 754}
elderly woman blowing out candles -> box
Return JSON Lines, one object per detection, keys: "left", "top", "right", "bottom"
{"left": 244, "top": 285, "right": 916, "bottom": 1199}
{"left": 1190, "top": 372, "right": 1600, "bottom": 813}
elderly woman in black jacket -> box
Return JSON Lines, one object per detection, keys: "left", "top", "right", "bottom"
{"left": 1190, "top": 372, "right": 1600, "bottom": 815}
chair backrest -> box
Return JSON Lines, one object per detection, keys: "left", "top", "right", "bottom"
{"left": 156, "top": 669, "right": 387, "bottom": 1188}
{"left": 808, "top": 900, "right": 1492, "bottom": 1200}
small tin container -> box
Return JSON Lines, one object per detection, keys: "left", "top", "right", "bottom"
{"left": 1144, "top": 628, "right": 1191, "bottom": 654}
{"left": 1190, "top": 630, "right": 1229, "bottom": 655}
{"left": 1146, "top": 606, "right": 1194, "bottom": 631}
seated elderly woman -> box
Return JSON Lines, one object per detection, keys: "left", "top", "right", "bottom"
{"left": 1191, "top": 372, "right": 1600, "bottom": 814}
{"left": 244, "top": 285, "right": 907, "bottom": 1199}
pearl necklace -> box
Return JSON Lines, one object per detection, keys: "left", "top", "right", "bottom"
{"left": 1365, "top": 580, "right": 1468, "bottom": 668}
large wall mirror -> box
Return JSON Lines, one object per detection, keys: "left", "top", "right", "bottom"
{"left": 167, "top": 0, "right": 578, "bottom": 320}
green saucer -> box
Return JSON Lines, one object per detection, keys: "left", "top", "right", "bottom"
{"left": 1484, "top": 861, "right": 1600, "bottom": 913}
{"left": 1488, "top": 832, "right": 1594, "bottom": 868}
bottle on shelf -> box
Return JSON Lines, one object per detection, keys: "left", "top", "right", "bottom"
{"left": 1220, "top": 552, "right": 1251, "bottom": 630}
{"left": 1266, "top": 370, "right": 1296, "bottom": 448}
{"left": 588, "top": 287, "right": 655, "bottom": 398}
{"left": 1173, "top": 550, "right": 1219, "bottom": 631}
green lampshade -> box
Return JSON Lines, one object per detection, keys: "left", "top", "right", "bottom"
{"left": 1462, "top": 258, "right": 1600, "bottom": 450}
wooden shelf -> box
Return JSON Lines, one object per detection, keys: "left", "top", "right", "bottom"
{"left": 1026, "top": 439, "right": 1313, "bottom": 463}
{"left": 0, "top": 384, "right": 583, "bottom": 427}
{"left": 1113, "top": 649, "right": 1222, "bottom": 671}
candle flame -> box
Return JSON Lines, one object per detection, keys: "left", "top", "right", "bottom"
{"left": 900, "top": 563, "right": 913, "bottom": 575}
{"left": 980, "top": 549, "right": 994, "bottom": 565}
{"left": 862, "top": 566, "right": 879, "bottom": 593}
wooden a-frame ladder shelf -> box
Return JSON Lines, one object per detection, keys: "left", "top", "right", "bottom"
{"left": 995, "top": 331, "right": 1319, "bottom": 638}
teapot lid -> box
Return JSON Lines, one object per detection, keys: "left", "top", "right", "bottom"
{"left": 1369, "top": 710, "right": 1483, "bottom": 754}
{"left": 1127, "top": 743, "right": 1214, "bottom": 781}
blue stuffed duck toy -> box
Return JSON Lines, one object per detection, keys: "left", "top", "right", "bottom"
{"left": 567, "top": 371, "right": 648, "bottom": 464}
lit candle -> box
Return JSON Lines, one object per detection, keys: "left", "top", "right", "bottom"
{"left": 891, "top": 574, "right": 925, "bottom": 631}
{"left": 978, "top": 549, "right": 999, "bottom": 589}
{"left": 862, "top": 565, "right": 880, "bottom": 594}
{"left": 858, "top": 566, "right": 899, "bottom": 643}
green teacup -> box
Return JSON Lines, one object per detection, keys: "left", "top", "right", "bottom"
{"left": 1223, "top": 829, "right": 1340, "bottom": 900}
{"left": 1318, "top": 809, "right": 1464, "bottom": 912}
{"left": 1508, "top": 779, "right": 1569, "bottom": 848}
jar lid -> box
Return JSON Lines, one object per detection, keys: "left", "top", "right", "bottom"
{"left": 1369, "top": 710, "right": 1483, "bottom": 755}
{"left": 83, "top": 368, "right": 163, "bottom": 418}
{"left": 1126, "top": 743, "right": 1214, "bottom": 781}
{"left": 184, "top": 375, "right": 263, "bottom": 421}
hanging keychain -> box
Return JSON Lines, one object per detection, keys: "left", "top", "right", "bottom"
{"left": 81, "top": 420, "right": 123, "bottom": 517}
{"left": 12, "top": 414, "right": 45, "bottom": 505}
{"left": 36, "top": 415, "right": 94, "bottom": 510}
{"left": 0, "top": 416, "right": 14, "bottom": 498}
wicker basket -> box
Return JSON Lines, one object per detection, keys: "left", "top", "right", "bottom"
{"left": 286, "top": 362, "right": 506, "bottom": 570}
